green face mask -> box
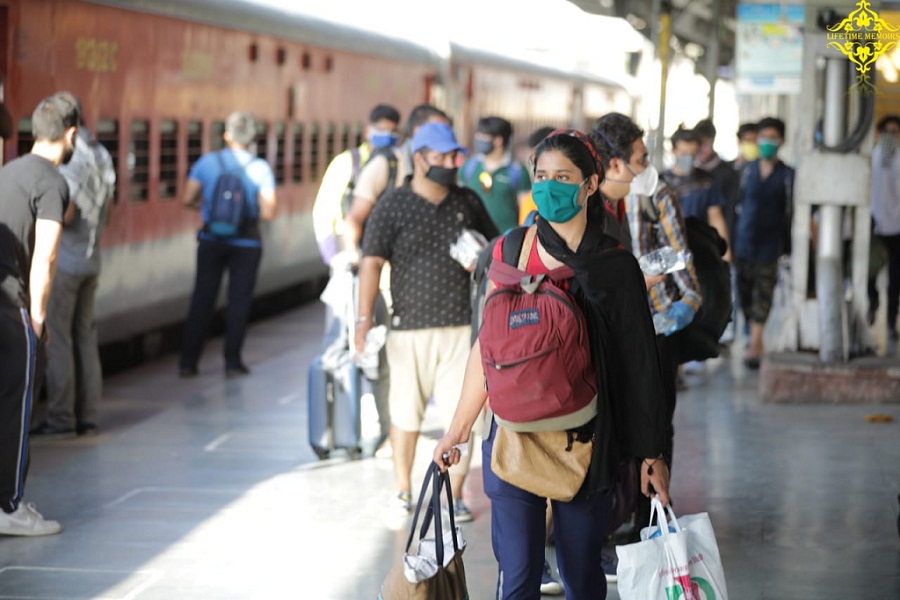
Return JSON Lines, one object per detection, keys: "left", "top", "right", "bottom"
{"left": 532, "top": 179, "right": 585, "bottom": 223}
{"left": 758, "top": 140, "right": 778, "bottom": 160}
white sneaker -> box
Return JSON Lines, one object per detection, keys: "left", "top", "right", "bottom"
{"left": 0, "top": 502, "right": 62, "bottom": 536}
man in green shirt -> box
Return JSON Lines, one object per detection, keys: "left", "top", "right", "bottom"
{"left": 458, "top": 116, "right": 530, "bottom": 233}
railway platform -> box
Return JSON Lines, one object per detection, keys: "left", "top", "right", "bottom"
{"left": 3, "top": 300, "right": 899, "bottom": 599}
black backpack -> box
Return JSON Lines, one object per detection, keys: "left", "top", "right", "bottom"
{"left": 207, "top": 151, "right": 254, "bottom": 238}
{"left": 671, "top": 216, "right": 732, "bottom": 364}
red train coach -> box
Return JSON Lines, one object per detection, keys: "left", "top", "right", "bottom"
{"left": 1, "top": 0, "right": 440, "bottom": 346}
{"left": 0, "top": 0, "right": 633, "bottom": 354}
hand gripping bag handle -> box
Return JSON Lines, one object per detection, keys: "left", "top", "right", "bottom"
{"left": 405, "top": 463, "right": 461, "bottom": 567}
{"left": 649, "top": 496, "right": 682, "bottom": 538}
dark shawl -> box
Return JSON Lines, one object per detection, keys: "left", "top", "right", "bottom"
{"left": 537, "top": 203, "right": 668, "bottom": 495}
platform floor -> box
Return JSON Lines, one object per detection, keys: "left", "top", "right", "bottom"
{"left": 3, "top": 300, "right": 899, "bottom": 599}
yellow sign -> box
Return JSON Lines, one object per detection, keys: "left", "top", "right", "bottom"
{"left": 827, "top": 0, "right": 900, "bottom": 92}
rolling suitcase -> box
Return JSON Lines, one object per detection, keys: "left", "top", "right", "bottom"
{"left": 307, "top": 354, "right": 378, "bottom": 459}
{"left": 307, "top": 268, "right": 382, "bottom": 459}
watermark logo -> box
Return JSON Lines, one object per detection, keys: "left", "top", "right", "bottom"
{"left": 826, "top": 0, "right": 900, "bottom": 93}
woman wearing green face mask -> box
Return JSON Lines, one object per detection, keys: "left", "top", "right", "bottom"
{"left": 434, "top": 130, "right": 672, "bottom": 599}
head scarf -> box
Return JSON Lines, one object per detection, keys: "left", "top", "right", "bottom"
{"left": 546, "top": 128, "right": 604, "bottom": 181}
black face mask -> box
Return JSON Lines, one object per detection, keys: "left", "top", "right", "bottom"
{"left": 425, "top": 165, "right": 457, "bottom": 188}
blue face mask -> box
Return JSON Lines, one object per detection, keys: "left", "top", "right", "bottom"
{"left": 370, "top": 132, "right": 398, "bottom": 149}
{"left": 473, "top": 139, "right": 494, "bottom": 155}
{"left": 532, "top": 179, "right": 585, "bottom": 223}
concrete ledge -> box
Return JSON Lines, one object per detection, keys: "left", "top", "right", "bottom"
{"left": 760, "top": 352, "right": 900, "bottom": 403}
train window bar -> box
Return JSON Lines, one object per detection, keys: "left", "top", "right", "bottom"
{"left": 255, "top": 121, "right": 269, "bottom": 164}
{"left": 274, "top": 122, "right": 286, "bottom": 185}
{"left": 292, "top": 123, "right": 304, "bottom": 183}
{"left": 353, "top": 122, "right": 364, "bottom": 149}
{"left": 210, "top": 121, "right": 225, "bottom": 152}
{"left": 96, "top": 119, "right": 120, "bottom": 204}
{"left": 340, "top": 123, "right": 351, "bottom": 154}
{"left": 128, "top": 119, "right": 150, "bottom": 203}
{"left": 325, "top": 122, "right": 336, "bottom": 166}
{"left": 187, "top": 121, "right": 203, "bottom": 167}
{"left": 309, "top": 122, "right": 320, "bottom": 181}
{"left": 158, "top": 119, "right": 178, "bottom": 200}
{"left": 16, "top": 117, "right": 33, "bottom": 160}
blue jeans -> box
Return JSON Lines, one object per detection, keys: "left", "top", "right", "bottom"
{"left": 483, "top": 418, "right": 612, "bottom": 599}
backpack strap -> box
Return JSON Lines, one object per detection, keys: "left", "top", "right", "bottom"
{"left": 517, "top": 225, "right": 538, "bottom": 270}
{"left": 385, "top": 151, "right": 398, "bottom": 195}
{"left": 349, "top": 146, "right": 362, "bottom": 180}
{"left": 508, "top": 162, "right": 523, "bottom": 190}
{"left": 488, "top": 225, "right": 574, "bottom": 290}
{"left": 463, "top": 157, "right": 480, "bottom": 182}
{"left": 216, "top": 149, "right": 254, "bottom": 174}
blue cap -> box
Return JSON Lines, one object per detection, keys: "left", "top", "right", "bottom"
{"left": 411, "top": 122, "right": 467, "bottom": 154}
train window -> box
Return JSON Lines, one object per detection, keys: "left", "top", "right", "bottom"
{"left": 187, "top": 120, "right": 203, "bottom": 167}
{"left": 276, "top": 47, "right": 286, "bottom": 66}
{"left": 292, "top": 123, "right": 303, "bottom": 183}
{"left": 128, "top": 119, "right": 150, "bottom": 202}
{"left": 309, "top": 122, "right": 320, "bottom": 181}
{"left": 274, "top": 122, "right": 285, "bottom": 185}
{"left": 158, "top": 119, "right": 178, "bottom": 200}
{"left": 249, "top": 42, "right": 258, "bottom": 63}
{"left": 96, "top": 119, "right": 120, "bottom": 203}
{"left": 210, "top": 121, "right": 225, "bottom": 151}
{"left": 16, "top": 117, "right": 33, "bottom": 159}
{"left": 324, "top": 55, "right": 334, "bottom": 72}
{"left": 353, "top": 122, "right": 364, "bottom": 148}
{"left": 255, "top": 121, "right": 269, "bottom": 163}
{"left": 325, "top": 122, "right": 336, "bottom": 165}
{"left": 301, "top": 51, "right": 311, "bottom": 70}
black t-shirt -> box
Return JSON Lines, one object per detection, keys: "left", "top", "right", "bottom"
{"left": 362, "top": 180, "right": 499, "bottom": 330}
{"left": 0, "top": 154, "right": 69, "bottom": 308}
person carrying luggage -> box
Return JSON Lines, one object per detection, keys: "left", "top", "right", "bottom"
{"left": 312, "top": 104, "right": 401, "bottom": 267}
{"left": 434, "top": 129, "right": 671, "bottom": 599}
{"left": 356, "top": 122, "right": 499, "bottom": 523}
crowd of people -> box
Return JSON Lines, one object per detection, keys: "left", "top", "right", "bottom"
{"left": 3, "top": 85, "right": 897, "bottom": 600}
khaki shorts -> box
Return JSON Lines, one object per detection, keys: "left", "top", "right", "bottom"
{"left": 386, "top": 326, "right": 473, "bottom": 433}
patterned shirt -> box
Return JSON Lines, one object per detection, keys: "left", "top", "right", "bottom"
{"left": 660, "top": 169, "right": 725, "bottom": 223}
{"left": 57, "top": 127, "right": 116, "bottom": 275}
{"left": 361, "top": 179, "right": 499, "bottom": 330}
{"left": 625, "top": 181, "right": 702, "bottom": 314}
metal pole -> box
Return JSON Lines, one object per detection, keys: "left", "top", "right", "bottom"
{"left": 705, "top": 0, "right": 720, "bottom": 119}
{"left": 817, "top": 57, "right": 849, "bottom": 363}
{"left": 653, "top": 3, "right": 671, "bottom": 171}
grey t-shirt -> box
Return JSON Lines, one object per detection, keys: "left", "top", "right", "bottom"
{"left": 0, "top": 154, "right": 69, "bottom": 308}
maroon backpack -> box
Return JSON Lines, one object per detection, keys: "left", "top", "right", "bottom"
{"left": 479, "top": 226, "right": 598, "bottom": 432}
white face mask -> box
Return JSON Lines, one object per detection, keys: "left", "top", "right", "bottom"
{"left": 628, "top": 165, "right": 659, "bottom": 197}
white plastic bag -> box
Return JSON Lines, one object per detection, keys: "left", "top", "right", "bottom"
{"left": 616, "top": 498, "right": 729, "bottom": 600}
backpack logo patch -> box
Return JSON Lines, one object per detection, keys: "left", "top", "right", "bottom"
{"left": 509, "top": 308, "right": 539, "bottom": 329}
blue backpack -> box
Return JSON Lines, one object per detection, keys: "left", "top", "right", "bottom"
{"left": 207, "top": 151, "right": 254, "bottom": 237}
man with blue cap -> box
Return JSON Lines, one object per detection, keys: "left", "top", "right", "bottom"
{"left": 355, "top": 121, "right": 499, "bottom": 521}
